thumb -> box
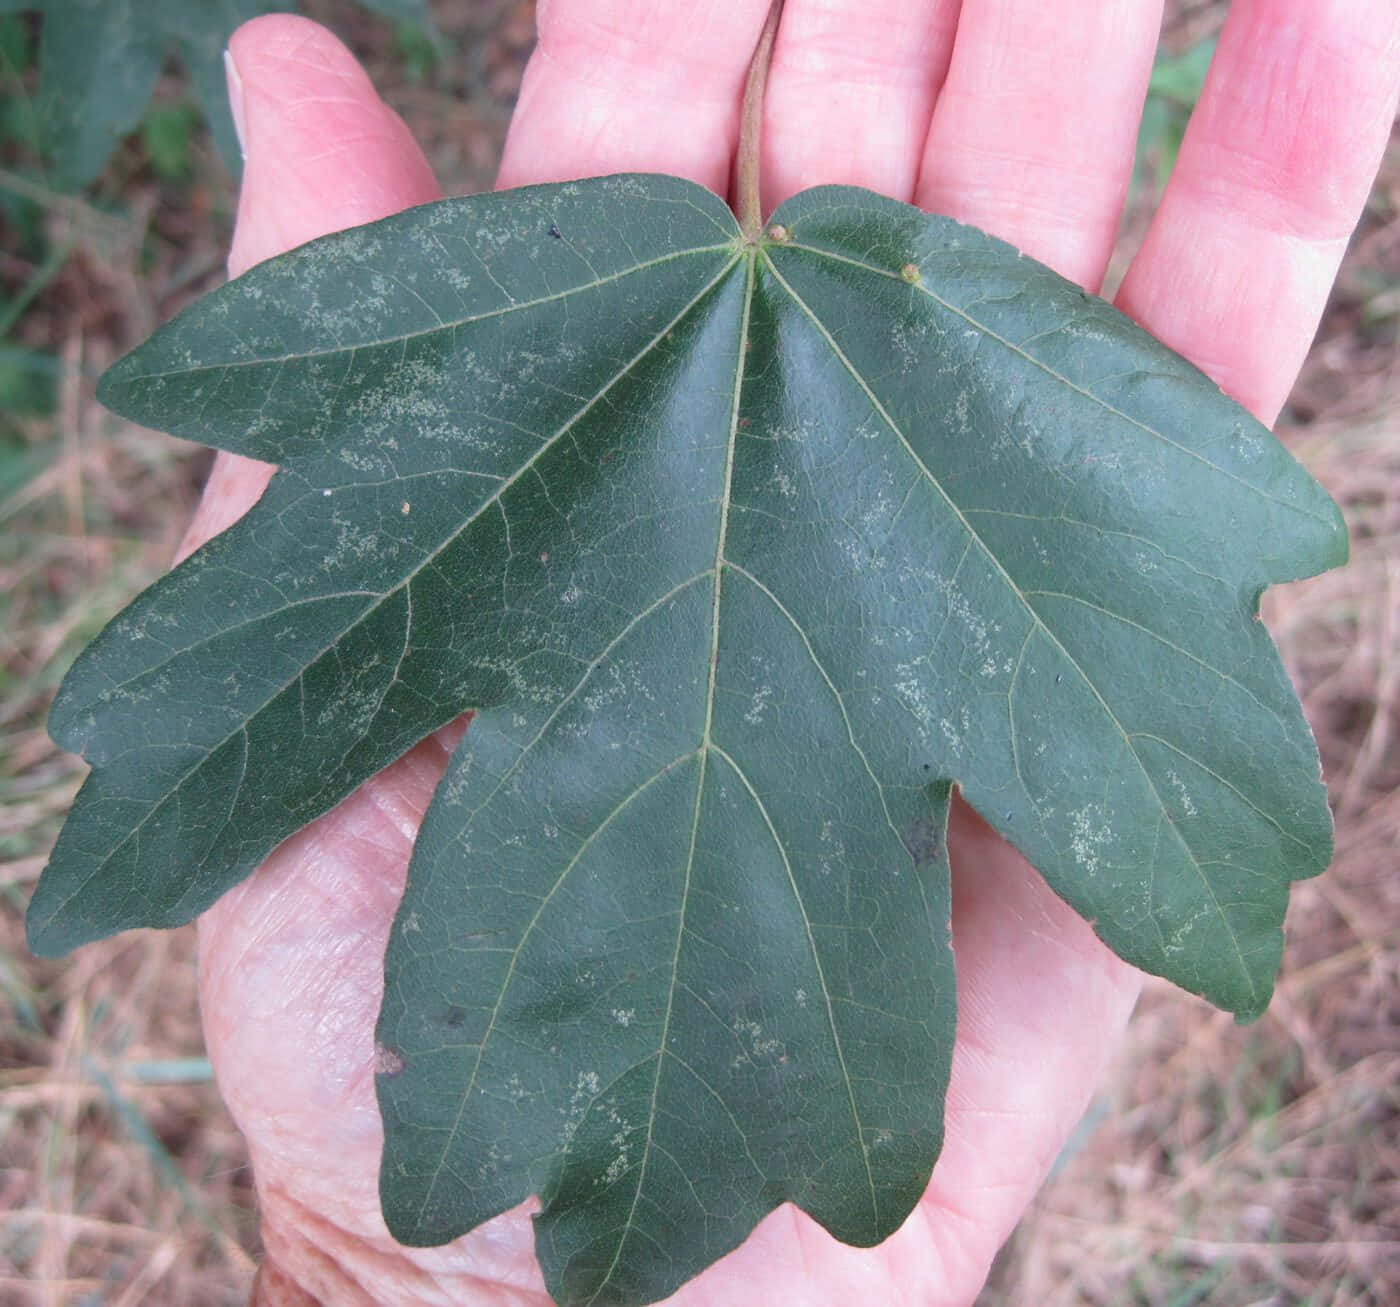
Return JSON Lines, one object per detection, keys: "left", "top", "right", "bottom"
{"left": 178, "top": 14, "right": 441, "bottom": 562}
{"left": 225, "top": 13, "right": 441, "bottom": 277}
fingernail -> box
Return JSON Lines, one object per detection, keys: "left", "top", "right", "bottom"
{"left": 224, "top": 47, "right": 248, "bottom": 157}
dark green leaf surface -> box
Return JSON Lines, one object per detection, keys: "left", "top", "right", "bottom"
{"left": 29, "top": 175, "right": 1343, "bottom": 1304}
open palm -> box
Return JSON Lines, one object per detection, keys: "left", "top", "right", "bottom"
{"left": 189, "top": 4, "right": 1400, "bottom": 1303}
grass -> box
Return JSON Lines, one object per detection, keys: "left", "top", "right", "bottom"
{"left": 3, "top": 1, "right": 1398, "bottom": 1303}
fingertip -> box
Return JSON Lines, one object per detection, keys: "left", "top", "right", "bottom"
{"left": 225, "top": 14, "right": 440, "bottom": 277}
{"left": 227, "top": 10, "right": 352, "bottom": 66}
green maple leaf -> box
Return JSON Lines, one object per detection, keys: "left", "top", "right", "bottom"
{"left": 5, "top": 0, "right": 435, "bottom": 187}
{"left": 27, "top": 175, "right": 1343, "bottom": 1305}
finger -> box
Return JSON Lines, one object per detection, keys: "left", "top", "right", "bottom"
{"left": 1116, "top": 0, "right": 1400, "bottom": 423}
{"left": 917, "top": 0, "right": 1164, "bottom": 289}
{"left": 225, "top": 15, "right": 441, "bottom": 278}
{"left": 177, "top": 15, "right": 441, "bottom": 565}
{"left": 916, "top": 799, "right": 1141, "bottom": 1287}
{"left": 497, "top": 0, "right": 773, "bottom": 192}
{"left": 761, "top": 0, "right": 963, "bottom": 208}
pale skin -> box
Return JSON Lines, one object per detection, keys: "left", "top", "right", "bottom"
{"left": 188, "top": 3, "right": 1400, "bottom": 1303}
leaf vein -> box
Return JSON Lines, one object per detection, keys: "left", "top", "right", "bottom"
{"left": 709, "top": 743, "right": 880, "bottom": 1228}
{"left": 584, "top": 245, "right": 756, "bottom": 1301}
{"left": 411, "top": 749, "right": 701, "bottom": 1234}
{"left": 59, "top": 254, "right": 744, "bottom": 922}
{"left": 765, "top": 252, "right": 1260, "bottom": 1003}
{"left": 120, "top": 244, "right": 738, "bottom": 382}
{"left": 781, "top": 241, "right": 1334, "bottom": 530}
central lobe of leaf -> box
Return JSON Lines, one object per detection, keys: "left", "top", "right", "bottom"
{"left": 376, "top": 236, "right": 953, "bottom": 1305}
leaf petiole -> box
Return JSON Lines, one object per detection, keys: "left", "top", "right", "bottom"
{"left": 737, "top": 0, "right": 784, "bottom": 241}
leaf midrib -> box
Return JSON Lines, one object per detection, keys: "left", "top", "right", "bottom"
{"left": 579, "top": 248, "right": 755, "bottom": 1299}
{"left": 587, "top": 251, "right": 886, "bottom": 1296}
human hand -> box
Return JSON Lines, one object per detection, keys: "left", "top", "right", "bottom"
{"left": 190, "top": 4, "right": 1400, "bottom": 1303}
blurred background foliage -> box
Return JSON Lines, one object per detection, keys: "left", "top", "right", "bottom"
{"left": 0, "top": 1, "right": 1396, "bottom": 1303}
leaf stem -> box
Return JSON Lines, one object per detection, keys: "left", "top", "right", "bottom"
{"left": 738, "top": 0, "right": 784, "bottom": 242}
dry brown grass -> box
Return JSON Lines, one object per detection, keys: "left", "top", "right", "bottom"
{"left": 0, "top": 924, "right": 257, "bottom": 1306}
{"left": 1, "top": 308, "right": 241, "bottom": 1305}
{"left": 2, "top": 2, "right": 1397, "bottom": 1304}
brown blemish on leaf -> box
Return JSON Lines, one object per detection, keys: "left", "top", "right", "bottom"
{"left": 900, "top": 815, "right": 944, "bottom": 868}
{"left": 374, "top": 1043, "right": 407, "bottom": 1076}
